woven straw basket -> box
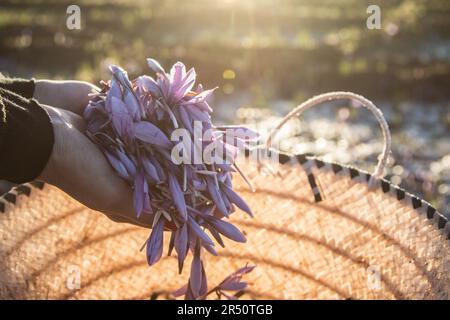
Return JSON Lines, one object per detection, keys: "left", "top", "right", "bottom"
{"left": 0, "top": 93, "right": 449, "bottom": 300}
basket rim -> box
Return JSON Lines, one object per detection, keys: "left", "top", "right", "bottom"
{"left": 243, "top": 148, "right": 449, "bottom": 240}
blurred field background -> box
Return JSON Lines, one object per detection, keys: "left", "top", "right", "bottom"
{"left": 0, "top": 0, "right": 448, "bottom": 214}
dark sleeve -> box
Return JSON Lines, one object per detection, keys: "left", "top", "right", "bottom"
{"left": 0, "top": 77, "right": 35, "bottom": 99}
{"left": 0, "top": 86, "right": 54, "bottom": 183}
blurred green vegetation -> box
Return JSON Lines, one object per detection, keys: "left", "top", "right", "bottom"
{"left": 0, "top": 0, "right": 450, "bottom": 103}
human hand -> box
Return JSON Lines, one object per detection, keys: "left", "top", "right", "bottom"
{"left": 34, "top": 81, "right": 155, "bottom": 228}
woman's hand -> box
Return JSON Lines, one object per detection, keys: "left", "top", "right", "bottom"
{"left": 34, "top": 81, "right": 154, "bottom": 229}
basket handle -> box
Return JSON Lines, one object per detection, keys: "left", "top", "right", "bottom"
{"left": 265, "top": 91, "right": 391, "bottom": 181}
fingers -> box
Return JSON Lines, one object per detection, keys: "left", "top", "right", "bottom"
{"left": 34, "top": 80, "right": 99, "bottom": 116}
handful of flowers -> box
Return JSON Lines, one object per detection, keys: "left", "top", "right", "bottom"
{"left": 84, "top": 58, "right": 256, "bottom": 299}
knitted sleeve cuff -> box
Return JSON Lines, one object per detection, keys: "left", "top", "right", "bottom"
{"left": 0, "top": 77, "right": 36, "bottom": 99}
{"left": 0, "top": 89, "right": 54, "bottom": 183}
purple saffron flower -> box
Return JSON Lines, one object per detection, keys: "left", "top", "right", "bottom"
{"left": 178, "top": 106, "right": 193, "bottom": 132}
{"left": 116, "top": 149, "right": 137, "bottom": 178}
{"left": 186, "top": 242, "right": 210, "bottom": 300}
{"left": 105, "top": 78, "right": 121, "bottom": 113}
{"left": 187, "top": 216, "right": 214, "bottom": 247}
{"left": 134, "top": 121, "right": 172, "bottom": 149}
{"left": 221, "top": 184, "right": 253, "bottom": 217}
{"left": 109, "top": 65, "right": 142, "bottom": 119}
{"left": 217, "top": 264, "right": 255, "bottom": 293}
{"left": 219, "top": 281, "right": 247, "bottom": 292}
{"left": 138, "top": 74, "right": 161, "bottom": 94}
{"left": 109, "top": 97, "right": 134, "bottom": 140}
{"left": 123, "top": 89, "right": 142, "bottom": 121}
{"left": 168, "top": 63, "right": 196, "bottom": 103}
{"left": 199, "top": 263, "right": 208, "bottom": 297}
{"left": 104, "top": 151, "right": 129, "bottom": 180}
{"left": 141, "top": 155, "right": 161, "bottom": 184}
{"left": 182, "top": 87, "right": 216, "bottom": 106}
{"left": 147, "top": 58, "right": 166, "bottom": 75}
{"left": 168, "top": 173, "right": 188, "bottom": 221}
{"left": 207, "top": 225, "right": 225, "bottom": 248}
{"left": 133, "top": 171, "right": 150, "bottom": 218}
{"left": 146, "top": 217, "right": 165, "bottom": 265}
{"left": 168, "top": 231, "right": 176, "bottom": 256}
{"left": 149, "top": 60, "right": 197, "bottom": 105}
{"left": 174, "top": 223, "right": 188, "bottom": 273}
{"left": 183, "top": 104, "right": 211, "bottom": 123}
{"left": 150, "top": 156, "right": 166, "bottom": 181}
{"left": 189, "top": 243, "right": 202, "bottom": 297}
{"left": 204, "top": 216, "right": 246, "bottom": 243}
{"left": 205, "top": 177, "right": 228, "bottom": 216}
{"left": 202, "top": 243, "right": 218, "bottom": 256}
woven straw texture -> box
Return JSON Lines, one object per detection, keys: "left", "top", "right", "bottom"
{"left": 0, "top": 154, "right": 449, "bottom": 300}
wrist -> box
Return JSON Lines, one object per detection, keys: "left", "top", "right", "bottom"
{"left": 36, "top": 105, "right": 61, "bottom": 185}
{"left": 0, "top": 99, "right": 55, "bottom": 183}
{"left": 37, "top": 105, "right": 87, "bottom": 185}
